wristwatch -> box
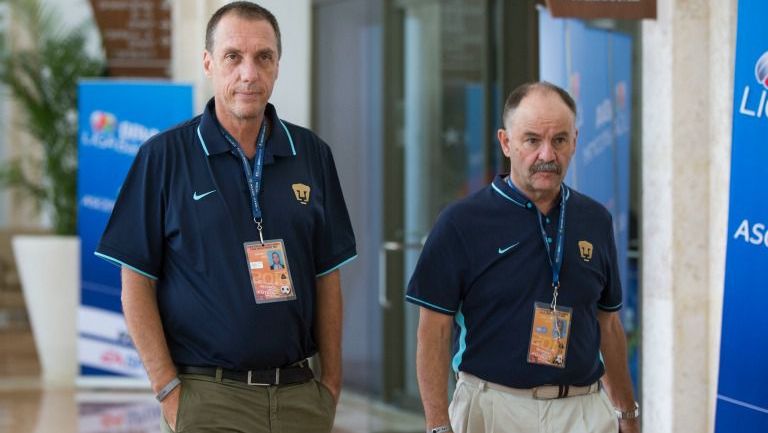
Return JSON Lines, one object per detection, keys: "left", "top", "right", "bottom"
{"left": 429, "top": 426, "right": 452, "bottom": 433}
{"left": 615, "top": 401, "right": 640, "bottom": 420}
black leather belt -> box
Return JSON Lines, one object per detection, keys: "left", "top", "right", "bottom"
{"left": 178, "top": 362, "right": 313, "bottom": 386}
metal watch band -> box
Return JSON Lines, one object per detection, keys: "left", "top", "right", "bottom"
{"left": 615, "top": 401, "right": 640, "bottom": 420}
{"left": 429, "top": 426, "right": 452, "bottom": 433}
{"left": 155, "top": 377, "right": 181, "bottom": 402}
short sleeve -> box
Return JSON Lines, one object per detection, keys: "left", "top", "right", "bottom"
{"left": 313, "top": 142, "right": 357, "bottom": 276}
{"left": 405, "top": 212, "right": 468, "bottom": 315}
{"left": 597, "top": 216, "right": 622, "bottom": 312}
{"left": 95, "top": 144, "right": 165, "bottom": 280}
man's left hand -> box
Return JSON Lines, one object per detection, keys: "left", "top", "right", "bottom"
{"left": 619, "top": 418, "right": 640, "bottom": 433}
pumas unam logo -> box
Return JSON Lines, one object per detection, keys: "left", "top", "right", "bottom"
{"left": 738, "top": 51, "right": 768, "bottom": 119}
{"left": 90, "top": 111, "right": 117, "bottom": 134}
{"left": 292, "top": 183, "right": 310, "bottom": 205}
{"left": 578, "top": 240, "right": 593, "bottom": 262}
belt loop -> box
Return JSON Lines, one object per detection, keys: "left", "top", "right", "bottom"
{"left": 215, "top": 367, "right": 223, "bottom": 383}
{"left": 275, "top": 367, "right": 280, "bottom": 385}
{"left": 478, "top": 380, "right": 486, "bottom": 392}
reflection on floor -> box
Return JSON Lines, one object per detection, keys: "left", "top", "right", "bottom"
{"left": 0, "top": 329, "right": 425, "bottom": 433}
{"left": 0, "top": 382, "right": 425, "bottom": 433}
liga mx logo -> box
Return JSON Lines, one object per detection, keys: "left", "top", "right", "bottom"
{"left": 757, "top": 51, "right": 768, "bottom": 89}
{"left": 739, "top": 51, "right": 768, "bottom": 118}
{"left": 90, "top": 111, "right": 117, "bottom": 134}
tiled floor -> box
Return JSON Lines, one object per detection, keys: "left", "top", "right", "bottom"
{"left": 0, "top": 329, "right": 425, "bottom": 433}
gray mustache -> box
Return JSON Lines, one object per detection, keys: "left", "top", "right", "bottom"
{"left": 530, "top": 161, "right": 561, "bottom": 174}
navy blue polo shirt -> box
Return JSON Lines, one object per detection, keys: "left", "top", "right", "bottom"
{"left": 406, "top": 175, "right": 621, "bottom": 388}
{"left": 96, "top": 99, "right": 357, "bottom": 370}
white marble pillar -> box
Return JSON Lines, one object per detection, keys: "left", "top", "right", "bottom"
{"left": 641, "top": 0, "right": 736, "bottom": 432}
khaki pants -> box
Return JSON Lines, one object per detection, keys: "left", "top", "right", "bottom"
{"left": 449, "top": 373, "right": 618, "bottom": 433}
{"left": 162, "top": 373, "right": 336, "bottom": 433}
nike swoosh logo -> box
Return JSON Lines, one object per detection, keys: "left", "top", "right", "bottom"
{"left": 498, "top": 242, "right": 520, "bottom": 254}
{"left": 193, "top": 190, "right": 217, "bottom": 201}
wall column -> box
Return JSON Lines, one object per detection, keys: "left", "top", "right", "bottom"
{"left": 641, "top": 0, "right": 736, "bottom": 432}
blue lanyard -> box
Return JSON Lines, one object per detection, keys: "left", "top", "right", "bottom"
{"left": 506, "top": 178, "right": 568, "bottom": 290}
{"left": 221, "top": 120, "right": 268, "bottom": 241}
{"left": 536, "top": 185, "right": 567, "bottom": 289}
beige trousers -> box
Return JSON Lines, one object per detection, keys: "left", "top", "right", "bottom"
{"left": 162, "top": 374, "right": 336, "bottom": 433}
{"left": 449, "top": 373, "right": 619, "bottom": 433}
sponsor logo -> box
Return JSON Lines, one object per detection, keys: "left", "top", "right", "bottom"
{"left": 292, "top": 183, "right": 311, "bottom": 205}
{"left": 570, "top": 72, "right": 584, "bottom": 129}
{"left": 90, "top": 111, "right": 116, "bottom": 134}
{"left": 615, "top": 81, "right": 627, "bottom": 110}
{"left": 193, "top": 190, "right": 216, "bottom": 201}
{"left": 80, "top": 195, "right": 115, "bottom": 213}
{"left": 756, "top": 51, "right": 768, "bottom": 89}
{"left": 738, "top": 51, "right": 768, "bottom": 119}
{"left": 81, "top": 110, "right": 160, "bottom": 156}
{"left": 578, "top": 240, "right": 593, "bottom": 262}
{"left": 733, "top": 219, "right": 768, "bottom": 248}
{"left": 498, "top": 242, "right": 520, "bottom": 254}
{"left": 98, "top": 349, "right": 143, "bottom": 369}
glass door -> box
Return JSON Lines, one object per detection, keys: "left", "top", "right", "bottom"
{"left": 380, "top": 0, "right": 499, "bottom": 409}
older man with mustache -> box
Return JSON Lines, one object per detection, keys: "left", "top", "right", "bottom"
{"left": 407, "top": 82, "right": 639, "bottom": 433}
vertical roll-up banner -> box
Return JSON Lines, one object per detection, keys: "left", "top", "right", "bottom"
{"left": 539, "top": 7, "right": 637, "bottom": 385}
{"left": 715, "top": 1, "right": 768, "bottom": 431}
{"left": 77, "top": 80, "right": 193, "bottom": 386}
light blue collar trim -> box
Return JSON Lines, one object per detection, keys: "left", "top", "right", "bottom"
{"left": 278, "top": 119, "right": 297, "bottom": 156}
{"left": 196, "top": 126, "right": 210, "bottom": 156}
{"left": 491, "top": 182, "right": 526, "bottom": 207}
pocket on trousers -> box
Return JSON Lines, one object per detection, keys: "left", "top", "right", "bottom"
{"left": 314, "top": 380, "right": 337, "bottom": 423}
{"left": 596, "top": 390, "right": 620, "bottom": 433}
{"left": 165, "top": 381, "right": 188, "bottom": 433}
{"left": 449, "top": 381, "right": 471, "bottom": 433}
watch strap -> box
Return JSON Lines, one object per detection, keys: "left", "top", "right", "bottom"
{"left": 615, "top": 401, "right": 640, "bottom": 420}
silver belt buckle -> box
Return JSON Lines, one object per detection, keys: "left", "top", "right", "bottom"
{"left": 246, "top": 368, "right": 280, "bottom": 386}
{"left": 247, "top": 370, "right": 270, "bottom": 386}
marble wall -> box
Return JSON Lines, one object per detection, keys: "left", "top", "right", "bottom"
{"left": 641, "top": 0, "right": 736, "bottom": 432}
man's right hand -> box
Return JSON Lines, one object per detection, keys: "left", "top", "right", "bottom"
{"left": 161, "top": 385, "right": 182, "bottom": 432}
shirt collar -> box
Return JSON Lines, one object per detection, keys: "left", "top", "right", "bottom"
{"left": 490, "top": 174, "right": 570, "bottom": 211}
{"left": 196, "top": 98, "right": 297, "bottom": 162}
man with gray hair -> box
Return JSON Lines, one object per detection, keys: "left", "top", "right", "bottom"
{"left": 97, "top": 2, "right": 356, "bottom": 432}
{"left": 407, "top": 82, "right": 638, "bottom": 433}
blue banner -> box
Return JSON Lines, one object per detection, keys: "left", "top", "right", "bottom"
{"left": 715, "top": 0, "right": 768, "bottom": 431}
{"left": 539, "top": 8, "right": 637, "bottom": 387}
{"left": 77, "top": 81, "right": 193, "bottom": 381}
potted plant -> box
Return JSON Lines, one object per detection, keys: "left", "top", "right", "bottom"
{"left": 0, "top": 0, "right": 104, "bottom": 387}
